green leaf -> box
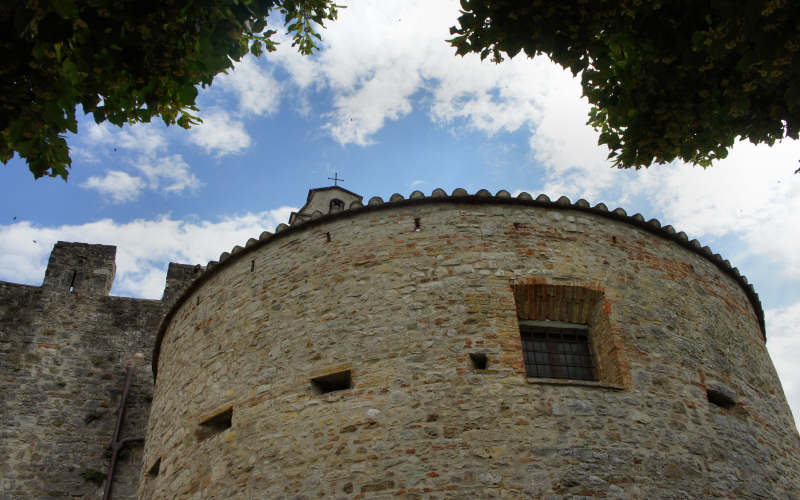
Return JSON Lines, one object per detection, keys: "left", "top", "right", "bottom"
{"left": 177, "top": 85, "right": 199, "bottom": 106}
{"left": 61, "top": 60, "right": 81, "bottom": 85}
{"left": 51, "top": 0, "right": 78, "bottom": 19}
{"left": 4, "top": 0, "right": 340, "bottom": 181}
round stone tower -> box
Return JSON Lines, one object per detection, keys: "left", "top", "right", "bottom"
{"left": 140, "top": 188, "right": 799, "bottom": 499}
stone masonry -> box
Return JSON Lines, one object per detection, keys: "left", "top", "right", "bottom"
{"left": 141, "top": 188, "right": 799, "bottom": 499}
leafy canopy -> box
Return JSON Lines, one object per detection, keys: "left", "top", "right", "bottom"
{"left": 449, "top": 0, "right": 800, "bottom": 168}
{"left": 0, "top": 0, "right": 340, "bottom": 179}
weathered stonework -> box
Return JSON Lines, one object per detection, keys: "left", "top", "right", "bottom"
{"left": 2, "top": 188, "right": 798, "bottom": 499}
{"left": 0, "top": 244, "right": 196, "bottom": 499}
{"left": 142, "top": 191, "right": 800, "bottom": 499}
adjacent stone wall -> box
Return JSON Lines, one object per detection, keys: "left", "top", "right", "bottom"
{"left": 145, "top": 201, "right": 800, "bottom": 499}
{"left": 0, "top": 243, "right": 194, "bottom": 499}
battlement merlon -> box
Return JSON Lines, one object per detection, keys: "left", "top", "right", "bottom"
{"left": 42, "top": 241, "right": 117, "bottom": 295}
{"left": 162, "top": 262, "right": 204, "bottom": 304}
{"left": 40, "top": 241, "right": 201, "bottom": 301}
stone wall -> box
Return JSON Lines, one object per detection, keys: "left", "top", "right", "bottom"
{"left": 144, "top": 199, "right": 800, "bottom": 499}
{"left": 0, "top": 243, "right": 194, "bottom": 499}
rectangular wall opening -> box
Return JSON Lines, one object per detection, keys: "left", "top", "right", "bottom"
{"left": 196, "top": 406, "right": 232, "bottom": 441}
{"left": 311, "top": 369, "right": 352, "bottom": 394}
{"left": 469, "top": 353, "right": 488, "bottom": 370}
{"left": 707, "top": 388, "right": 736, "bottom": 409}
{"left": 147, "top": 458, "right": 161, "bottom": 477}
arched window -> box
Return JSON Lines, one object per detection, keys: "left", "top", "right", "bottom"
{"left": 330, "top": 199, "right": 345, "bottom": 212}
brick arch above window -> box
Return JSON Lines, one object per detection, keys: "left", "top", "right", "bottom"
{"left": 510, "top": 279, "right": 628, "bottom": 388}
{"left": 512, "top": 282, "right": 604, "bottom": 323}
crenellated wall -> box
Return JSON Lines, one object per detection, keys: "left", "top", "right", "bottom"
{"left": 143, "top": 191, "right": 799, "bottom": 499}
{"left": 0, "top": 243, "right": 195, "bottom": 500}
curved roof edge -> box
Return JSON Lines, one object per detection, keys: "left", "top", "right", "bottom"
{"left": 152, "top": 189, "right": 766, "bottom": 379}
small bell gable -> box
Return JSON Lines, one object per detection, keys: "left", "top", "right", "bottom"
{"left": 289, "top": 186, "right": 363, "bottom": 225}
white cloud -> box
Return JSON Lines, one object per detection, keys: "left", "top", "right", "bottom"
{"left": 0, "top": 224, "right": 53, "bottom": 286}
{"left": 268, "top": 32, "right": 320, "bottom": 89}
{"left": 135, "top": 154, "right": 203, "bottom": 194}
{"left": 624, "top": 141, "right": 800, "bottom": 278}
{"left": 73, "top": 119, "right": 206, "bottom": 201}
{"left": 81, "top": 170, "right": 146, "bottom": 202}
{"left": 0, "top": 207, "right": 296, "bottom": 299}
{"left": 266, "top": 0, "right": 593, "bottom": 157}
{"left": 80, "top": 121, "right": 167, "bottom": 156}
{"left": 86, "top": 121, "right": 114, "bottom": 143}
{"left": 216, "top": 56, "right": 281, "bottom": 116}
{"left": 766, "top": 302, "right": 800, "bottom": 430}
{"left": 311, "top": 1, "right": 454, "bottom": 144}
{"left": 80, "top": 154, "right": 202, "bottom": 200}
{"left": 117, "top": 124, "right": 168, "bottom": 156}
{"left": 323, "top": 70, "right": 419, "bottom": 145}
{"left": 189, "top": 109, "right": 252, "bottom": 157}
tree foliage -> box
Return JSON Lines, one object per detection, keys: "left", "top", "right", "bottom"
{"left": 1, "top": 0, "right": 340, "bottom": 179}
{"left": 450, "top": 0, "right": 800, "bottom": 169}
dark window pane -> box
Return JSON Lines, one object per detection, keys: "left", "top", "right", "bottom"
{"left": 521, "top": 326, "right": 594, "bottom": 380}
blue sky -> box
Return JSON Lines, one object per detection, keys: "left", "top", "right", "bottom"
{"left": 1, "top": 1, "right": 798, "bottom": 427}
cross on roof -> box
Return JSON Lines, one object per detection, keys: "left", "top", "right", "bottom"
{"left": 328, "top": 172, "right": 344, "bottom": 186}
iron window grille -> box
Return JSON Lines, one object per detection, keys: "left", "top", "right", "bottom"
{"left": 519, "top": 321, "right": 595, "bottom": 381}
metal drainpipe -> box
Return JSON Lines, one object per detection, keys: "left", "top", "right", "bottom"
{"left": 103, "top": 365, "right": 144, "bottom": 500}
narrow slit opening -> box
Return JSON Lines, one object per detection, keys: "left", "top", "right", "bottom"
{"left": 326, "top": 232, "right": 331, "bottom": 243}
{"left": 147, "top": 458, "right": 161, "bottom": 477}
{"left": 311, "top": 370, "right": 352, "bottom": 394}
{"left": 68, "top": 270, "right": 77, "bottom": 293}
{"left": 469, "top": 353, "right": 488, "bottom": 370}
{"left": 414, "top": 218, "right": 421, "bottom": 231}
{"left": 196, "top": 407, "right": 232, "bottom": 441}
{"left": 707, "top": 388, "right": 736, "bottom": 409}
{"left": 250, "top": 260, "right": 255, "bottom": 272}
